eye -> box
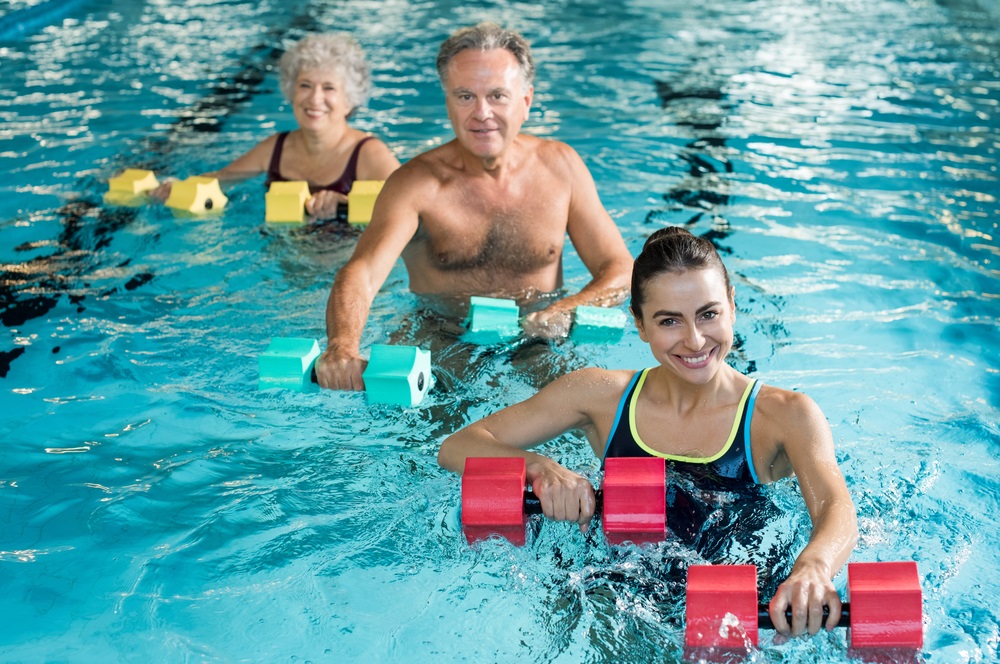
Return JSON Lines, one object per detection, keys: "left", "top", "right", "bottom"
{"left": 657, "top": 317, "right": 678, "bottom": 327}
{"left": 701, "top": 310, "right": 719, "bottom": 321}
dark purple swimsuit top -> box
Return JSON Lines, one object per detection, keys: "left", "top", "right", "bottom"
{"left": 264, "top": 132, "right": 373, "bottom": 195}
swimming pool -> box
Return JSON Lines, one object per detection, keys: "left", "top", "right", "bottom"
{"left": 1, "top": 0, "right": 998, "bottom": 660}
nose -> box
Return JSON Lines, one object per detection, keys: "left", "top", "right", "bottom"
{"left": 472, "top": 97, "right": 492, "bottom": 121}
{"left": 684, "top": 323, "right": 704, "bottom": 350}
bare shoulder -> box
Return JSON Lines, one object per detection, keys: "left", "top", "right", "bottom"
{"left": 751, "top": 384, "right": 834, "bottom": 481}
{"left": 550, "top": 367, "right": 634, "bottom": 395}
{"left": 391, "top": 144, "right": 457, "bottom": 187}
{"left": 356, "top": 135, "right": 400, "bottom": 180}
{"left": 534, "top": 367, "right": 634, "bottom": 417}
{"left": 378, "top": 148, "right": 448, "bottom": 199}
{"left": 754, "top": 384, "right": 826, "bottom": 425}
{"left": 243, "top": 132, "right": 282, "bottom": 160}
{"left": 356, "top": 134, "right": 394, "bottom": 157}
{"left": 519, "top": 134, "right": 583, "bottom": 171}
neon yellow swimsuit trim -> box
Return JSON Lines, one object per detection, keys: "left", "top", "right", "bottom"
{"left": 626, "top": 368, "right": 757, "bottom": 464}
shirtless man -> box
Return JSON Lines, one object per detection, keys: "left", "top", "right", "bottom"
{"left": 315, "top": 22, "right": 633, "bottom": 390}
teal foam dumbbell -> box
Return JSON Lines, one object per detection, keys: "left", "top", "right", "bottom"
{"left": 462, "top": 296, "right": 521, "bottom": 344}
{"left": 363, "top": 344, "right": 432, "bottom": 407}
{"left": 570, "top": 305, "right": 627, "bottom": 344}
{"left": 257, "top": 337, "right": 432, "bottom": 407}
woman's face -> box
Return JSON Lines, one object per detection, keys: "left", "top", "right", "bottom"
{"left": 291, "top": 67, "right": 350, "bottom": 132}
{"left": 634, "top": 267, "right": 736, "bottom": 385}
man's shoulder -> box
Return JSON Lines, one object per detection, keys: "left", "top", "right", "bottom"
{"left": 516, "top": 134, "right": 585, "bottom": 174}
{"left": 395, "top": 142, "right": 460, "bottom": 180}
{"left": 517, "top": 133, "right": 576, "bottom": 155}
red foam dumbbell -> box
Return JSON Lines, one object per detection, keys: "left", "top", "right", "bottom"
{"left": 460, "top": 456, "right": 666, "bottom": 546}
{"left": 602, "top": 456, "right": 667, "bottom": 545}
{"left": 684, "top": 562, "right": 923, "bottom": 661}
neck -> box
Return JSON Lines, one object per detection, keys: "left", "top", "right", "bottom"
{"left": 297, "top": 123, "right": 351, "bottom": 155}
{"left": 460, "top": 135, "right": 523, "bottom": 177}
{"left": 643, "top": 365, "right": 742, "bottom": 415}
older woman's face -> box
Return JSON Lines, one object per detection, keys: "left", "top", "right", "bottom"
{"left": 292, "top": 67, "right": 351, "bottom": 131}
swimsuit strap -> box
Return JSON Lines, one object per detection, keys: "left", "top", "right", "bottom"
{"left": 265, "top": 131, "right": 290, "bottom": 185}
{"left": 328, "top": 135, "right": 374, "bottom": 194}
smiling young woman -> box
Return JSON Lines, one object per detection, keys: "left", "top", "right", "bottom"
{"left": 437, "top": 225, "right": 859, "bottom": 641}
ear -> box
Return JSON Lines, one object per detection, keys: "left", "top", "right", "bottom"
{"left": 631, "top": 307, "right": 648, "bottom": 343}
{"left": 728, "top": 286, "right": 736, "bottom": 320}
{"left": 522, "top": 83, "right": 534, "bottom": 115}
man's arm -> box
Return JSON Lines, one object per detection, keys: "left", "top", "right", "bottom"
{"left": 315, "top": 169, "right": 421, "bottom": 390}
{"left": 523, "top": 145, "right": 633, "bottom": 338}
{"left": 762, "top": 391, "right": 859, "bottom": 639}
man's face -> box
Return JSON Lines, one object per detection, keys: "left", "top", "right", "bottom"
{"left": 443, "top": 48, "right": 533, "bottom": 162}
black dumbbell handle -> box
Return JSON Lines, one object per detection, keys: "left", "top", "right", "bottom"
{"left": 523, "top": 490, "right": 604, "bottom": 515}
{"left": 757, "top": 604, "right": 851, "bottom": 629}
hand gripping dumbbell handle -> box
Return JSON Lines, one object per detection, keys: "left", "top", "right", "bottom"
{"left": 757, "top": 604, "right": 851, "bottom": 629}
{"left": 522, "top": 490, "right": 605, "bottom": 515}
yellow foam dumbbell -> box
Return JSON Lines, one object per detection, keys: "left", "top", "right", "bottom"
{"left": 164, "top": 176, "right": 228, "bottom": 214}
{"left": 104, "top": 169, "right": 160, "bottom": 206}
{"left": 265, "top": 181, "right": 311, "bottom": 223}
{"left": 347, "top": 180, "right": 384, "bottom": 227}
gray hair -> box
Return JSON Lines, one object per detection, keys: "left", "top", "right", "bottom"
{"left": 436, "top": 22, "right": 535, "bottom": 87}
{"left": 278, "top": 33, "right": 371, "bottom": 112}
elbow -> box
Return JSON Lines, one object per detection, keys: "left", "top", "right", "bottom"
{"left": 437, "top": 435, "right": 460, "bottom": 474}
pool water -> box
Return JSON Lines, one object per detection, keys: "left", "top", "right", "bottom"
{"left": 1, "top": 0, "right": 998, "bottom": 661}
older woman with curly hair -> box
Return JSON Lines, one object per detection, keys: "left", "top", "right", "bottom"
{"left": 156, "top": 33, "right": 399, "bottom": 220}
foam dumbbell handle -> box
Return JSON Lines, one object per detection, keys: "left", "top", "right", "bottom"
{"left": 520, "top": 490, "right": 603, "bottom": 516}
{"left": 757, "top": 604, "right": 851, "bottom": 629}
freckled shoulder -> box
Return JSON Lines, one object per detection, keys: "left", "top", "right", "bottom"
{"left": 549, "top": 367, "right": 635, "bottom": 410}
{"left": 750, "top": 384, "right": 829, "bottom": 480}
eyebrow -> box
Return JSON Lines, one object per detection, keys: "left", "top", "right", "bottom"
{"left": 651, "top": 301, "right": 722, "bottom": 318}
{"left": 451, "top": 86, "right": 510, "bottom": 95}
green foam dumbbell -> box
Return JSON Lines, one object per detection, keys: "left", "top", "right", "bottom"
{"left": 257, "top": 337, "right": 432, "bottom": 407}
{"left": 462, "top": 296, "right": 521, "bottom": 344}
{"left": 570, "top": 305, "right": 627, "bottom": 344}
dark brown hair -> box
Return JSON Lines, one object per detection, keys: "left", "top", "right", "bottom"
{"left": 630, "top": 227, "right": 732, "bottom": 318}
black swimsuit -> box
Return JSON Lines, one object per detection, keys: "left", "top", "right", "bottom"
{"left": 601, "top": 369, "right": 790, "bottom": 581}
{"left": 264, "top": 132, "right": 373, "bottom": 195}
{"left": 602, "top": 368, "right": 762, "bottom": 488}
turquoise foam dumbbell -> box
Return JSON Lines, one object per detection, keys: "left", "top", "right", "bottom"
{"left": 462, "top": 296, "right": 521, "bottom": 344}
{"left": 257, "top": 337, "right": 432, "bottom": 407}
{"left": 570, "top": 305, "right": 627, "bottom": 344}
{"left": 462, "top": 296, "right": 627, "bottom": 345}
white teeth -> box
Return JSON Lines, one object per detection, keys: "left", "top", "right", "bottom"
{"left": 680, "top": 353, "right": 709, "bottom": 365}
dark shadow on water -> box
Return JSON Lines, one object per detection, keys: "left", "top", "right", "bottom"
{"left": 0, "top": 8, "right": 325, "bottom": 373}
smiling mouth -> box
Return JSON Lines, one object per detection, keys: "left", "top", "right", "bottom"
{"left": 677, "top": 349, "right": 713, "bottom": 366}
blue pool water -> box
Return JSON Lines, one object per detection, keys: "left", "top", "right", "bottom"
{"left": 1, "top": 0, "right": 998, "bottom": 661}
